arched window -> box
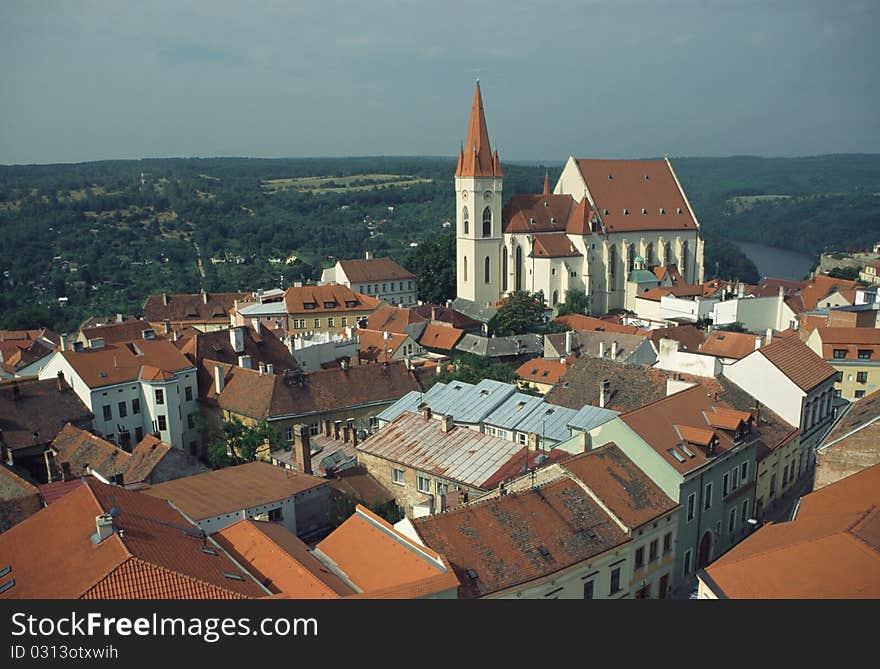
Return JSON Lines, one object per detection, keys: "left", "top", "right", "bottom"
{"left": 463, "top": 256, "right": 467, "bottom": 282}
{"left": 482, "top": 207, "right": 492, "bottom": 238}
{"left": 681, "top": 240, "right": 689, "bottom": 280}
{"left": 645, "top": 242, "right": 654, "bottom": 265}
{"left": 484, "top": 256, "right": 490, "bottom": 284}
{"left": 552, "top": 290, "right": 559, "bottom": 306}
{"left": 463, "top": 206, "right": 469, "bottom": 235}
{"left": 627, "top": 243, "right": 635, "bottom": 272}
{"left": 515, "top": 245, "right": 523, "bottom": 291}
{"left": 608, "top": 244, "right": 616, "bottom": 284}
{"left": 502, "top": 248, "right": 508, "bottom": 291}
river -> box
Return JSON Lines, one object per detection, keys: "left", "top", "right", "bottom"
{"left": 732, "top": 240, "right": 816, "bottom": 281}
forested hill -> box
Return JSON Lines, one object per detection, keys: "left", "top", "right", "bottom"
{"left": 1, "top": 154, "right": 878, "bottom": 332}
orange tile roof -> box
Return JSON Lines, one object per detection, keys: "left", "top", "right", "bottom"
{"left": 0, "top": 376, "right": 93, "bottom": 451}
{"left": 553, "top": 314, "right": 648, "bottom": 335}
{"left": 814, "top": 327, "right": 880, "bottom": 362}
{"left": 502, "top": 193, "right": 576, "bottom": 234}
{"left": 284, "top": 284, "right": 379, "bottom": 314}
{"left": 80, "top": 319, "right": 155, "bottom": 345}
{"left": 367, "top": 305, "right": 427, "bottom": 333}
{"left": 576, "top": 158, "right": 697, "bottom": 233}
{"left": 702, "top": 464, "right": 880, "bottom": 598}
{"left": 706, "top": 406, "right": 753, "bottom": 430}
{"left": 214, "top": 520, "right": 353, "bottom": 598}
{"left": 515, "top": 357, "right": 574, "bottom": 386}
{"left": 0, "top": 479, "right": 265, "bottom": 598}
{"left": 699, "top": 330, "right": 762, "bottom": 359}
{"left": 59, "top": 339, "right": 194, "bottom": 388}
{"left": 143, "top": 292, "right": 249, "bottom": 324}
{"left": 531, "top": 233, "right": 582, "bottom": 258}
{"left": 50, "top": 423, "right": 130, "bottom": 481}
{"left": 316, "top": 505, "right": 459, "bottom": 595}
{"left": 358, "top": 328, "right": 409, "bottom": 362}
{"left": 338, "top": 257, "right": 414, "bottom": 283}
{"left": 647, "top": 325, "right": 706, "bottom": 352}
{"left": 675, "top": 424, "right": 717, "bottom": 447}
{"left": 799, "top": 276, "right": 858, "bottom": 312}
{"left": 144, "top": 461, "right": 326, "bottom": 521}
{"left": 560, "top": 444, "right": 678, "bottom": 528}
{"left": 418, "top": 322, "right": 465, "bottom": 351}
{"left": 758, "top": 336, "right": 837, "bottom": 392}
{"left": 124, "top": 435, "right": 172, "bottom": 484}
{"left": 413, "top": 477, "right": 629, "bottom": 597}
{"left": 455, "top": 82, "right": 500, "bottom": 178}
{"left": 637, "top": 283, "right": 704, "bottom": 302}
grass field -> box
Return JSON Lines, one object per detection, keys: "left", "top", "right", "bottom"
{"left": 261, "top": 173, "right": 432, "bottom": 193}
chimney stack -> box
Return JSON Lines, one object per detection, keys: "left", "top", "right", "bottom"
{"left": 214, "top": 365, "right": 225, "bottom": 394}
{"left": 56, "top": 370, "right": 65, "bottom": 392}
{"left": 252, "top": 318, "right": 262, "bottom": 334}
{"left": 202, "top": 290, "right": 208, "bottom": 305}
{"left": 737, "top": 282, "right": 744, "bottom": 299}
{"left": 441, "top": 414, "right": 454, "bottom": 432}
{"left": 266, "top": 362, "right": 274, "bottom": 375}
{"left": 61, "top": 461, "right": 72, "bottom": 482}
{"left": 116, "top": 313, "right": 123, "bottom": 324}
{"left": 94, "top": 513, "right": 115, "bottom": 543}
{"left": 342, "top": 425, "right": 351, "bottom": 443}
{"left": 598, "top": 341, "right": 605, "bottom": 358}
{"left": 333, "top": 420, "right": 342, "bottom": 440}
{"left": 162, "top": 293, "right": 168, "bottom": 306}
{"left": 365, "top": 250, "right": 373, "bottom": 260}
{"left": 765, "top": 329, "right": 773, "bottom": 346}
{"left": 323, "top": 418, "right": 332, "bottom": 438}
{"left": 611, "top": 340, "right": 619, "bottom": 359}
{"left": 258, "top": 361, "right": 266, "bottom": 375}
{"left": 422, "top": 405, "right": 433, "bottom": 421}
{"left": 565, "top": 330, "right": 573, "bottom": 356}
{"left": 294, "top": 424, "right": 312, "bottom": 475}
{"left": 238, "top": 354, "right": 252, "bottom": 370}
{"left": 2, "top": 444, "right": 12, "bottom": 467}
{"left": 59, "top": 333, "right": 69, "bottom": 352}
{"left": 754, "top": 336, "right": 762, "bottom": 351}
{"left": 527, "top": 432, "right": 539, "bottom": 453}
{"left": 163, "top": 319, "right": 171, "bottom": 335}
{"left": 230, "top": 327, "right": 245, "bottom": 353}
{"left": 599, "top": 379, "right": 610, "bottom": 408}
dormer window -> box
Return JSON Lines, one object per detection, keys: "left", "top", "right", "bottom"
{"left": 345, "top": 300, "right": 358, "bottom": 307}
{"left": 641, "top": 208, "right": 647, "bottom": 214}
{"left": 303, "top": 302, "right": 316, "bottom": 310}
{"left": 659, "top": 208, "right": 665, "bottom": 214}
{"left": 323, "top": 301, "right": 337, "bottom": 308}
{"left": 623, "top": 208, "right": 629, "bottom": 215}
{"left": 676, "top": 207, "right": 683, "bottom": 214}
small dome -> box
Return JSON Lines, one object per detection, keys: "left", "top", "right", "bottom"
{"left": 634, "top": 255, "right": 645, "bottom": 263}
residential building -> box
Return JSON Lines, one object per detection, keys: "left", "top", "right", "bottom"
{"left": 357, "top": 328, "right": 422, "bottom": 364}
{"left": 699, "top": 329, "right": 765, "bottom": 364}
{"left": 38, "top": 335, "right": 201, "bottom": 455}
{"left": 723, "top": 335, "right": 837, "bottom": 474}
{"left": 544, "top": 329, "right": 657, "bottom": 366}
{"left": 454, "top": 332, "right": 542, "bottom": 359}
{"left": 321, "top": 253, "right": 417, "bottom": 307}
{"left": 515, "top": 357, "right": 574, "bottom": 394}
{"left": 413, "top": 303, "right": 483, "bottom": 332}
{"left": 826, "top": 302, "right": 880, "bottom": 329}
{"left": 76, "top": 317, "right": 155, "bottom": 346}
{"left": 0, "top": 478, "right": 270, "bottom": 599}
{"left": 289, "top": 329, "right": 359, "bottom": 372}
{"left": 283, "top": 284, "right": 381, "bottom": 336}
{"left": 229, "top": 288, "right": 289, "bottom": 332}
{"left": 145, "top": 461, "right": 330, "bottom": 540}
{"left": 805, "top": 326, "right": 880, "bottom": 400}
{"left": 366, "top": 305, "right": 428, "bottom": 337}
{"left": 0, "top": 465, "right": 42, "bottom": 532}
{"left": 585, "top": 384, "right": 761, "bottom": 591}
{"left": 815, "top": 388, "right": 880, "bottom": 490}
{"left": 418, "top": 322, "right": 465, "bottom": 353}
{"left": 0, "top": 375, "right": 93, "bottom": 480}
{"left": 859, "top": 260, "right": 880, "bottom": 286}
{"left": 143, "top": 291, "right": 250, "bottom": 332}
{"left": 697, "top": 463, "right": 880, "bottom": 598}
{"left": 0, "top": 328, "right": 58, "bottom": 379}
{"left": 453, "top": 85, "right": 704, "bottom": 313}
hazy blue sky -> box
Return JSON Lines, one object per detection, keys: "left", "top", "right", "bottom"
{"left": 2, "top": 1, "right": 878, "bottom": 164}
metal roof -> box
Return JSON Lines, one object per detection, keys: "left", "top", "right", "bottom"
{"left": 450, "top": 297, "right": 498, "bottom": 324}
{"left": 357, "top": 412, "right": 524, "bottom": 489}
{"left": 567, "top": 404, "right": 619, "bottom": 432}
{"left": 237, "top": 301, "right": 288, "bottom": 316}
{"left": 482, "top": 393, "right": 545, "bottom": 429}
{"left": 513, "top": 403, "right": 581, "bottom": 443}
{"left": 455, "top": 333, "right": 543, "bottom": 358}
{"left": 451, "top": 379, "right": 518, "bottom": 424}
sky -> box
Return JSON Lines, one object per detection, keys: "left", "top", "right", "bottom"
{"left": 1, "top": 0, "right": 879, "bottom": 165}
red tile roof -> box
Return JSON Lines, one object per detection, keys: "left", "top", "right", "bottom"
{"left": 647, "top": 325, "right": 706, "bottom": 352}
{"left": 144, "top": 461, "right": 326, "bottom": 521}
{"left": 284, "top": 284, "right": 380, "bottom": 314}
{"left": 418, "top": 322, "right": 465, "bottom": 351}
{"left": 758, "top": 336, "right": 837, "bottom": 392}
{"left": 515, "top": 357, "right": 574, "bottom": 386}
{"left": 813, "top": 327, "right": 880, "bottom": 360}
{"left": 455, "top": 82, "right": 500, "bottom": 178}
{"left": 338, "top": 257, "right": 415, "bottom": 283}
{"left": 799, "top": 276, "right": 858, "bottom": 312}
{"left": 413, "top": 476, "right": 629, "bottom": 597}
{"left": 0, "top": 479, "right": 266, "bottom": 598}
{"left": 367, "top": 305, "right": 427, "bottom": 333}
{"left": 80, "top": 319, "right": 155, "bottom": 345}
{"left": 143, "top": 292, "right": 249, "bottom": 324}
{"left": 49, "top": 423, "right": 129, "bottom": 481}
{"left": 699, "top": 330, "right": 762, "bottom": 359}
{"left": 576, "top": 158, "right": 697, "bottom": 233}
{"left": 59, "top": 339, "right": 194, "bottom": 388}
{"left": 553, "top": 314, "right": 648, "bottom": 335}
{"left": 531, "top": 233, "right": 582, "bottom": 258}
{"left": 502, "top": 193, "right": 576, "bottom": 234}
{"left": 0, "top": 376, "right": 93, "bottom": 451}
{"left": 358, "top": 329, "right": 409, "bottom": 362}
{"left": 702, "top": 464, "right": 880, "bottom": 598}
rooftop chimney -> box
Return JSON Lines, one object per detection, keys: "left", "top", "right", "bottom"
{"left": 365, "top": 250, "right": 374, "bottom": 260}
{"left": 737, "top": 283, "right": 744, "bottom": 299}
{"left": 294, "top": 424, "right": 312, "bottom": 475}
{"left": 59, "top": 333, "right": 69, "bottom": 352}
{"left": 441, "top": 414, "right": 454, "bottom": 433}
{"left": 201, "top": 290, "right": 208, "bottom": 305}
{"left": 258, "top": 361, "right": 266, "bottom": 375}
{"left": 342, "top": 425, "right": 351, "bottom": 443}
{"left": 333, "top": 420, "right": 342, "bottom": 440}
{"left": 565, "top": 330, "right": 573, "bottom": 356}
{"left": 56, "top": 370, "right": 65, "bottom": 392}
{"left": 61, "top": 461, "right": 72, "bottom": 482}
{"left": 527, "top": 432, "right": 539, "bottom": 453}
{"left": 598, "top": 341, "right": 605, "bottom": 357}
{"left": 2, "top": 444, "right": 12, "bottom": 467}
{"left": 252, "top": 318, "right": 262, "bottom": 334}
{"left": 754, "top": 336, "right": 762, "bottom": 351}
{"left": 765, "top": 329, "right": 773, "bottom": 346}
{"left": 599, "top": 379, "right": 610, "bottom": 408}
{"left": 266, "top": 362, "right": 274, "bottom": 375}
{"left": 611, "top": 340, "right": 619, "bottom": 359}
{"left": 163, "top": 319, "right": 171, "bottom": 335}
{"left": 162, "top": 293, "right": 168, "bottom": 306}
{"left": 214, "top": 365, "right": 225, "bottom": 394}
{"left": 238, "top": 354, "right": 252, "bottom": 370}
{"left": 422, "top": 405, "right": 433, "bottom": 421}
{"left": 227, "top": 328, "right": 246, "bottom": 355}
{"left": 94, "top": 513, "right": 115, "bottom": 543}
{"left": 115, "top": 313, "right": 123, "bottom": 324}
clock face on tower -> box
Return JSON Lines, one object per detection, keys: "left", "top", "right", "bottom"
{"left": 484, "top": 190, "right": 492, "bottom": 200}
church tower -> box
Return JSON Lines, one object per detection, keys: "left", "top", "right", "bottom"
{"left": 455, "top": 81, "right": 503, "bottom": 305}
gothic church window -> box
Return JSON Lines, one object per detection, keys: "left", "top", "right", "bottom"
{"left": 482, "top": 207, "right": 492, "bottom": 238}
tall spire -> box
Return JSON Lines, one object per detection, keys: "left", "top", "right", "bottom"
{"left": 456, "top": 81, "right": 499, "bottom": 177}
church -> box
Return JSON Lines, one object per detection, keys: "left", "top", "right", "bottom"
{"left": 454, "top": 82, "right": 705, "bottom": 315}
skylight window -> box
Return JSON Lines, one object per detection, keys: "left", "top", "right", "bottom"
{"left": 223, "top": 572, "right": 245, "bottom": 581}
{"left": 679, "top": 444, "right": 696, "bottom": 458}
{"left": 667, "top": 448, "right": 686, "bottom": 463}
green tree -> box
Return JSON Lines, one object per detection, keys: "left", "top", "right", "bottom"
{"left": 489, "top": 290, "right": 546, "bottom": 336}
{"left": 206, "top": 416, "right": 283, "bottom": 469}
{"left": 435, "top": 352, "right": 519, "bottom": 385}
{"left": 826, "top": 266, "right": 861, "bottom": 282}
{"left": 406, "top": 233, "right": 455, "bottom": 304}
{"left": 717, "top": 321, "right": 747, "bottom": 333}
{"left": 555, "top": 288, "right": 590, "bottom": 317}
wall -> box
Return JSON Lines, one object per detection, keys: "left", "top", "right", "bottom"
{"left": 625, "top": 510, "right": 680, "bottom": 598}
{"left": 754, "top": 435, "right": 802, "bottom": 519}
{"left": 815, "top": 426, "right": 880, "bottom": 490}
{"left": 0, "top": 490, "right": 42, "bottom": 533}
{"left": 829, "top": 361, "right": 880, "bottom": 401}
{"left": 723, "top": 353, "right": 804, "bottom": 427}
{"left": 292, "top": 334, "right": 359, "bottom": 371}
{"left": 659, "top": 295, "right": 716, "bottom": 323}
{"left": 634, "top": 297, "right": 663, "bottom": 322}
{"left": 656, "top": 338, "right": 720, "bottom": 378}
{"left": 193, "top": 495, "right": 299, "bottom": 536}
{"left": 350, "top": 279, "right": 417, "bottom": 308}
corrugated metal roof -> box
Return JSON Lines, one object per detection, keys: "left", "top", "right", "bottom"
{"left": 514, "top": 403, "right": 581, "bottom": 443}
{"left": 237, "top": 301, "right": 288, "bottom": 316}
{"left": 483, "top": 393, "right": 545, "bottom": 429}
{"left": 375, "top": 390, "right": 424, "bottom": 423}
{"left": 358, "top": 412, "right": 524, "bottom": 489}
{"left": 451, "top": 379, "right": 518, "bottom": 424}
{"left": 568, "top": 405, "right": 619, "bottom": 432}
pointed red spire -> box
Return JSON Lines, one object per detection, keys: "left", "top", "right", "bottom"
{"left": 456, "top": 81, "right": 499, "bottom": 177}
{"left": 493, "top": 149, "right": 503, "bottom": 177}
{"left": 542, "top": 172, "right": 550, "bottom": 195}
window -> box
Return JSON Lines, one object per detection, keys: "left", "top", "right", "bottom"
{"left": 858, "top": 349, "right": 872, "bottom": 360}
{"left": 185, "top": 386, "right": 193, "bottom": 401}
{"left": 856, "top": 371, "right": 868, "bottom": 383}
{"left": 285, "top": 427, "right": 293, "bottom": 442}
{"left": 132, "top": 398, "right": 140, "bottom": 415}
{"left": 782, "top": 464, "right": 789, "bottom": 486}
{"left": 135, "top": 426, "right": 144, "bottom": 442}
{"left": 310, "top": 423, "right": 320, "bottom": 436}
{"left": 157, "top": 415, "right": 167, "bottom": 432}
{"left": 741, "top": 461, "right": 749, "bottom": 483}
{"left": 769, "top": 473, "right": 777, "bottom": 498}
{"left": 187, "top": 413, "right": 195, "bottom": 429}
{"left": 382, "top": 283, "right": 387, "bottom": 292}
{"left": 704, "top": 482, "right": 713, "bottom": 510}
{"left": 341, "top": 317, "right": 348, "bottom": 327}
{"left": 715, "top": 521, "right": 722, "bottom": 538}
{"left": 482, "top": 207, "right": 492, "bottom": 238}
{"left": 484, "top": 256, "right": 490, "bottom": 284}
{"left": 583, "top": 580, "right": 594, "bottom": 599}
{"left": 155, "top": 389, "right": 164, "bottom": 405}
{"left": 663, "top": 532, "right": 672, "bottom": 555}
{"left": 649, "top": 539, "right": 659, "bottom": 562}
{"left": 103, "top": 404, "right": 112, "bottom": 421}
{"left": 682, "top": 549, "right": 692, "bottom": 577}
{"left": 658, "top": 574, "right": 669, "bottom": 599}
{"left": 686, "top": 493, "right": 696, "bottom": 522}
{"left": 609, "top": 567, "right": 621, "bottom": 595}
{"left": 391, "top": 468, "right": 405, "bottom": 485}
{"left": 463, "top": 256, "right": 467, "bottom": 281}
{"left": 835, "top": 371, "right": 843, "bottom": 382}
{"left": 855, "top": 390, "right": 866, "bottom": 398}
{"left": 728, "top": 507, "right": 736, "bottom": 533}
{"left": 314, "top": 318, "right": 320, "bottom": 328}
{"left": 417, "top": 476, "right": 431, "bottom": 493}
{"left": 327, "top": 317, "right": 335, "bottom": 327}
{"left": 268, "top": 508, "right": 283, "bottom": 522}
{"left": 833, "top": 349, "right": 847, "bottom": 359}
{"left": 722, "top": 472, "right": 730, "bottom": 497}
{"left": 635, "top": 547, "right": 645, "bottom": 569}
{"left": 303, "top": 302, "right": 316, "bottom": 310}
{"left": 741, "top": 499, "right": 749, "bottom": 524}
{"left": 118, "top": 401, "right": 127, "bottom": 418}
{"left": 518, "top": 433, "right": 527, "bottom": 445}
{"left": 436, "top": 481, "right": 449, "bottom": 495}
{"left": 732, "top": 467, "right": 740, "bottom": 491}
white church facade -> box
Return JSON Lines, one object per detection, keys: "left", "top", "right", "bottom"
{"left": 454, "top": 82, "right": 705, "bottom": 315}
